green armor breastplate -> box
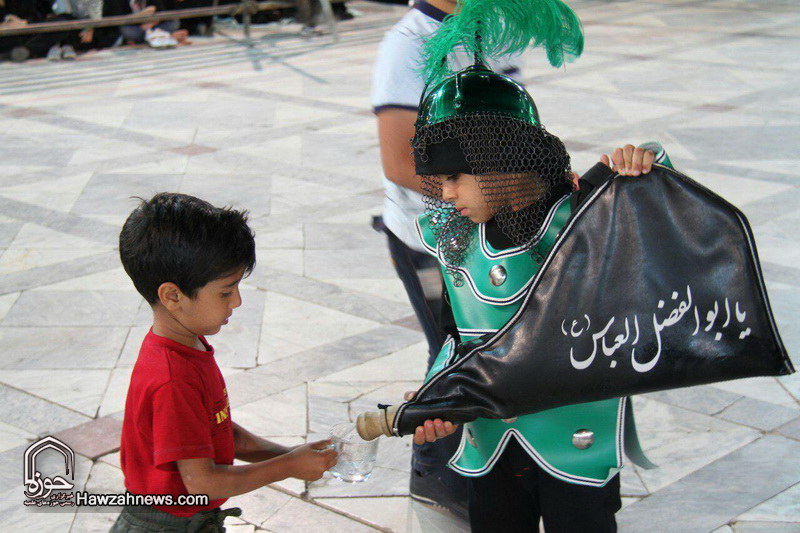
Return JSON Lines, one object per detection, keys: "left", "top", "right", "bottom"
{"left": 417, "top": 195, "right": 626, "bottom": 486}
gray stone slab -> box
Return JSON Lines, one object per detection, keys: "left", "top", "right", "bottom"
{"left": 246, "top": 266, "right": 412, "bottom": 323}
{"left": 0, "top": 251, "right": 121, "bottom": 295}
{"left": 732, "top": 522, "right": 800, "bottom": 533}
{"left": 0, "top": 222, "right": 22, "bottom": 248}
{"left": 304, "top": 247, "right": 397, "bottom": 279}
{"left": 179, "top": 174, "right": 272, "bottom": 217}
{"left": 717, "top": 397, "right": 800, "bottom": 431}
{"left": 71, "top": 174, "right": 183, "bottom": 217}
{"left": 211, "top": 324, "right": 261, "bottom": 369}
{"left": 304, "top": 223, "right": 383, "bottom": 250}
{"left": 777, "top": 417, "right": 800, "bottom": 441}
{"left": 0, "top": 196, "right": 120, "bottom": 247}
{"left": 224, "top": 370, "right": 291, "bottom": 408}
{"left": 0, "top": 327, "right": 128, "bottom": 369}
{"left": 228, "top": 324, "right": 422, "bottom": 408}
{"left": 617, "top": 435, "right": 800, "bottom": 532}
{"left": 643, "top": 385, "right": 743, "bottom": 416}
{"left": 0, "top": 132, "right": 82, "bottom": 167}
{"left": 231, "top": 290, "right": 266, "bottom": 326}
{"left": 308, "top": 395, "right": 350, "bottom": 434}
{"left": 2, "top": 291, "right": 142, "bottom": 327}
{"left": 0, "top": 384, "right": 90, "bottom": 437}
{"left": 257, "top": 324, "right": 422, "bottom": 385}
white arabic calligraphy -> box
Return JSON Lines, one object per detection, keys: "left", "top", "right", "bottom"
{"left": 564, "top": 284, "right": 752, "bottom": 373}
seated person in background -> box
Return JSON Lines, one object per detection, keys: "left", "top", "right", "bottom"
{"left": 48, "top": 0, "right": 104, "bottom": 59}
{"left": 0, "top": 0, "right": 67, "bottom": 61}
{"left": 118, "top": 0, "right": 188, "bottom": 47}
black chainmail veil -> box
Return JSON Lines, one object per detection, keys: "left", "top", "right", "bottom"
{"left": 413, "top": 112, "right": 575, "bottom": 282}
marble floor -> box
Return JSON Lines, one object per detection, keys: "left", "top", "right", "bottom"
{"left": 0, "top": 0, "right": 799, "bottom": 531}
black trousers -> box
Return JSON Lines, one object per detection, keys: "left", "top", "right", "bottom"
{"left": 468, "top": 439, "right": 621, "bottom": 533}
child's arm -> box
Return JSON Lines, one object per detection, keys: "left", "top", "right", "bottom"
{"left": 176, "top": 439, "right": 337, "bottom": 500}
{"left": 232, "top": 422, "right": 292, "bottom": 463}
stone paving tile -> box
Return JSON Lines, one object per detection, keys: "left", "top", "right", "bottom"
{"left": 261, "top": 496, "right": 379, "bottom": 532}
{"left": 717, "top": 396, "right": 800, "bottom": 431}
{"left": 53, "top": 416, "right": 122, "bottom": 461}
{"left": 0, "top": 421, "right": 36, "bottom": 454}
{"left": 732, "top": 522, "right": 800, "bottom": 533}
{"left": 642, "top": 385, "right": 743, "bottom": 415}
{"left": 0, "top": 369, "right": 111, "bottom": 417}
{"left": 0, "top": 384, "right": 91, "bottom": 437}
{"left": 0, "top": 326, "right": 128, "bottom": 369}
{"left": 631, "top": 397, "right": 761, "bottom": 493}
{"left": 737, "top": 481, "right": 800, "bottom": 523}
{"left": 247, "top": 266, "right": 413, "bottom": 324}
{"left": 776, "top": 416, "right": 800, "bottom": 442}
{"left": 1, "top": 290, "right": 142, "bottom": 327}
{"left": 618, "top": 435, "right": 800, "bottom": 532}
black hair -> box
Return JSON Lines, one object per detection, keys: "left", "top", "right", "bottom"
{"left": 119, "top": 192, "right": 256, "bottom": 304}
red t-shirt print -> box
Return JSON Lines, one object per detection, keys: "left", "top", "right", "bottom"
{"left": 120, "top": 329, "right": 235, "bottom": 516}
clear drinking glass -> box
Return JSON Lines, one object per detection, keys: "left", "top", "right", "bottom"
{"left": 328, "top": 422, "right": 379, "bottom": 483}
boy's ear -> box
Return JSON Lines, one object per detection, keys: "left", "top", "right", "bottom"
{"left": 157, "top": 282, "right": 183, "bottom": 311}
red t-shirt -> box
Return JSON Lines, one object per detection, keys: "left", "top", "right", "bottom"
{"left": 120, "top": 329, "right": 234, "bottom": 516}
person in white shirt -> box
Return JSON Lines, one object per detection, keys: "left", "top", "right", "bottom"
{"left": 371, "top": 0, "right": 521, "bottom": 518}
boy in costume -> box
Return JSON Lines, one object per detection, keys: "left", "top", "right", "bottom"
{"left": 410, "top": 62, "right": 667, "bottom": 531}
{"left": 112, "top": 193, "right": 338, "bottom": 533}
{"left": 385, "top": 0, "right": 668, "bottom": 529}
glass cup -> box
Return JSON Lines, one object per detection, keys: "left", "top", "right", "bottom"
{"left": 328, "top": 422, "right": 379, "bottom": 483}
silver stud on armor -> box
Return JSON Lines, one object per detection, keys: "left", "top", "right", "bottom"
{"left": 467, "top": 429, "right": 477, "bottom": 447}
{"left": 572, "top": 429, "right": 594, "bottom": 449}
{"left": 489, "top": 265, "right": 507, "bottom": 286}
{"left": 502, "top": 417, "right": 518, "bottom": 423}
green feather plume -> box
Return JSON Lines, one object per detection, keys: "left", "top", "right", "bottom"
{"left": 422, "top": 0, "right": 584, "bottom": 84}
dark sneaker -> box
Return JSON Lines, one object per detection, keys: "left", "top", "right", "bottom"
{"left": 409, "top": 466, "right": 469, "bottom": 520}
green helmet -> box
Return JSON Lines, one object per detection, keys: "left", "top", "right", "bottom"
{"left": 419, "top": 64, "right": 540, "bottom": 128}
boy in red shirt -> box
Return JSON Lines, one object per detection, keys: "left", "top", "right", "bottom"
{"left": 111, "top": 192, "right": 337, "bottom": 532}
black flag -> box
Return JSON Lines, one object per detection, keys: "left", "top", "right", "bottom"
{"left": 392, "top": 164, "right": 794, "bottom": 436}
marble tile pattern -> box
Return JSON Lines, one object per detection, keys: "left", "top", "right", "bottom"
{"left": 0, "top": 0, "right": 798, "bottom": 531}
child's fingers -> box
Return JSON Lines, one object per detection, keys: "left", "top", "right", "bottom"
{"left": 642, "top": 150, "right": 655, "bottom": 174}
{"left": 600, "top": 154, "right": 611, "bottom": 168}
{"left": 326, "top": 452, "right": 338, "bottom": 468}
{"left": 622, "top": 144, "right": 635, "bottom": 174}
{"left": 413, "top": 426, "right": 425, "bottom": 445}
{"left": 611, "top": 148, "right": 624, "bottom": 172}
{"left": 631, "top": 147, "right": 644, "bottom": 176}
{"left": 404, "top": 391, "right": 416, "bottom": 401}
{"left": 433, "top": 419, "right": 450, "bottom": 439}
{"left": 309, "top": 439, "right": 332, "bottom": 450}
{"left": 423, "top": 420, "right": 437, "bottom": 442}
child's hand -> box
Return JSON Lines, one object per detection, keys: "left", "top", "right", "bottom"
{"left": 413, "top": 419, "right": 458, "bottom": 445}
{"left": 285, "top": 439, "right": 338, "bottom": 481}
{"left": 600, "top": 144, "right": 656, "bottom": 176}
{"left": 404, "top": 391, "right": 459, "bottom": 445}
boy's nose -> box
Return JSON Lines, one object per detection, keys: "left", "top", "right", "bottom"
{"left": 441, "top": 181, "right": 457, "bottom": 203}
{"left": 232, "top": 288, "right": 243, "bottom": 309}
